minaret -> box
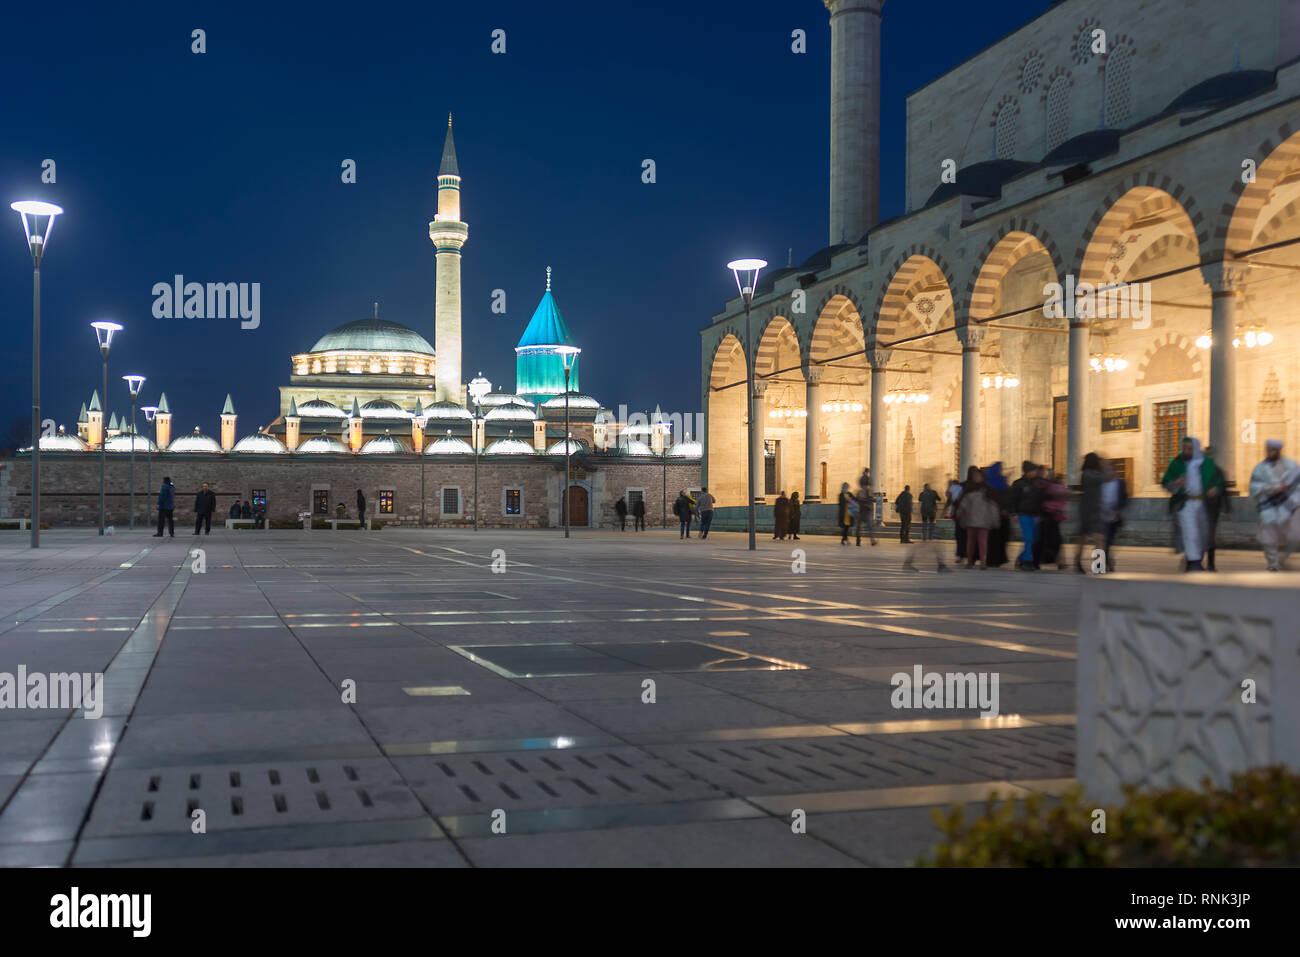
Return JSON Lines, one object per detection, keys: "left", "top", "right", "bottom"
{"left": 347, "top": 397, "right": 364, "bottom": 452}
{"left": 155, "top": 393, "right": 172, "bottom": 448}
{"left": 429, "top": 113, "right": 468, "bottom": 404}
{"left": 86, "top": 391, "right": 102, "bottom": 447}
{"left": 825, "top": 0, "right": 884, "bottom": 245}
{"left": 220, "top": 394, "right": 237, "bottom": 451}
{"left": 285, "top": 397, "right": 300, "bottom": 450}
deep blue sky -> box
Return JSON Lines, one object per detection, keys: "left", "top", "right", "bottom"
{"left": 0, "top": 0, "right": 1053, "bottom": 439}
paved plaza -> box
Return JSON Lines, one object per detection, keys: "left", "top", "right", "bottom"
{"left": 0, "top": 525, "right": 1272, "bottom": 867}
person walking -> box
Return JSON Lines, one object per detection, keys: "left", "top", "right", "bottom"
{"left": 673, "top": 489, "right": 695, "bottom": 539}
{"left": 632, "top": 495, "right": 646, "bottom": 531}
{"left": 946, "top": 475, "right": 966, "bottom": 562}
{"left": 696, "top": 487, "right": 715, "bottom": 539}
{"left": 356, "top": 489, "right": 367, "bottom": 528}
{"left": 837, "top": 482, "right": 854, "bottom": 545}
{"left": 788, "top": 491, "right": 801, "bottom": 541}
{"left": 193, "top": 482, "right": 217, "bottom": 535}
{"left": 855, "top": 468, "right": 876, "bottom": 546}
{"left": 1074, "top": 453, "right": 1107, "bottom": 572}
{"left": 1099, "top": 463, "right": 1129, "bottom": 572}
{"left": 983, "top": 462, "right": 1010, "bottom": 567}
{"left": 1009, "top": 460, "right": 1044, "bottom": 570}
{"left": 153, "top": 476, "right": 175, "bottom": 538}
{"left": 1037, "top": 469, "right": 1068, "bottom": 569}
{"left": 918, "top": 483, "right": 939, "bottom": 541}
{"left": 1249, "top": 439, "right": 1300, "bottom": 571}
{"left": 894, "top": 485, "right": 914, "bottom": 543}
{"left": 955, "top": 467, "right": 999, "bottom": 568}
{"left": 1202, "top": 446, "right": 1230, "bottom": 571}
{"left": 1161, "top": 437, "right": 1224, "bottom": 572}
{"left": 773, "top": 490, "right": 790, "bottom": 541}
{"left": 615, "top": 496, "right": 628, "bottom": 531}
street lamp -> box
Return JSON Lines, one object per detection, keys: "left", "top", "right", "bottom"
{"left": 91, "top": 321, "right": 123, "bottom": 535}
{"left": 11, "top": 200, "right": 63, "bottom": 548}
{"left": 469, "top": 373, "right": 492, "bottom": 531}
{"left": 141, "top": 404, "right": 158, "bottom": 532}
{"left": 414, "top": 414, "right": 428, "bottom": 527}
{"left": 555, "top": 347, "right": 581, "bottom": 539}
{"left": 727, "top": 257, "right": 767, "bottom": 551}
{"left": 123, "top": 374, "right": 145, "bottom": 529}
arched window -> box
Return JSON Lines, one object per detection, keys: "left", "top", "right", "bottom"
{"left": 1104, "top": 45, "right": 1133, "bottom": 128}
{"left": 1046, "top": 76, "right": 1071, "bottom": 151}
{"left": 995, "top": 103, "right": 1019, "bottom": 160}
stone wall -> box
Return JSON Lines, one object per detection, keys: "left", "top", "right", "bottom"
{"left": 0, "top": 454, "right": 700, "bottom": 530}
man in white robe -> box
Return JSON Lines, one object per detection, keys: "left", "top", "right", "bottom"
{"left": 1249, "top": 439, "right": 1300, "bottom": 571}
{"left": 1161, "top": 437, "right": 1224, "bottom": 572}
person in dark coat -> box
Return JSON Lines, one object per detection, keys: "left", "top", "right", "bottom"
{"left": 632, "top": 496, "right": 646, "bottom": 531}
{"left": 615, "top": 496, "right": 628, "bottom": 531}
{"left": 983, "top": 462, "right": 1010, "bottom": 567}
{"left": 241, "top": 500, "right": 253, "bottom": 519}
{"left": 356, "top": 489, "right": 367, "bottom": 528}
{"left": 673, "top": 490, "right": 695, "bottom": 539}
{"left": 1075, "top": 452, "right": 1106, "bottom": 571}
{"left": 894, "top": 485, "right": 914, "bottom": 543}
{"left": 1009, "top": 460, "right": 1045, "bottom": 570}
{"left": 773, "top": 491, "right": 790, "bottom": 540}
{"left": 253, "top": 500, "right": 266, "bottom": 529}
{"left": 228, "top": 500, "right": 242, "bottom": 520}
{"left": 193, "top": 482, "right": 217, "bottom": 535}
{"left": 918, "top": 483, "right": 939, "bottom": 541}
{"left": 837, "top": 482, "right": 854, "bottom": 545}
{"left": 788, "top": 491, "right": 801, "bottom": 540}
{"left": 153, "top": 477, "right": 175, "bottom": 537}
{"left": 1202, "top": 446, "right": 1230, "bottom": 571}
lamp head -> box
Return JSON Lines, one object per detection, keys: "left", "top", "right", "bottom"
{"left": 141, "top": 405, "right": 158, "bottom": 422}
{"left": 727, "top": 258, "right": 767, "bottom": 301}
{"left": 91, "top": 321, "right": 123, "bottom": 352}
{"left": 123, "top": 374, "right": 146, "bottom": 397}
{"left": 11, "top": 200, "right": 63, "bottom": 264}
{"left": 555, "top": 345, "right": 581, "bottom": 373}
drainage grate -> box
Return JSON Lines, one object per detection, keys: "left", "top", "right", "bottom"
{"left": 82, "top": 758, "right": 426, "bottom": 838}
{"left": 393, "top": 746, "right": 724, "bottom": 814}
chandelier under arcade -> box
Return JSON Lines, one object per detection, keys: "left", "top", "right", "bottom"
{"left": 820, "top": 376, "right": 863, "bottom": 414}
{"left": 883, "top": 364, "right": 930, "bottom": 405}
{"left": 766, "top": 383, "right": 807, "bottom": 420}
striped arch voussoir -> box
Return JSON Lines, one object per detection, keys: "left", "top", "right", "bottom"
{"left": 1070, "top": 171, "right": 1210, "bottom": 278}
{"left": 1135, "top": 332, "right": 1204, "bottom": 385}
{"left": 963, "top": 218, "right": 1065, "bottom": 304}
{"left": 812, "top": 283, "right": 865, "bottom": 324}
{"left": 1216, "top": 122, "right": 1299, "bottom": 257}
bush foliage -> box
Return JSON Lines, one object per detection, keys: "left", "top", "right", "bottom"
{"left": 920, "top": 766, "right": 1300, "bottom": 867}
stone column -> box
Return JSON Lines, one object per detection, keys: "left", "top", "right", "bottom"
{"left": 868, "top": 350, "right": 889, "bottom": 493}
{"left": 957, "top": 327, "right": 984, "bottom": 479}
{"left": 1065, "top": 312, "right": 1089, "bottom": 485}
{"left": 751, "top": 380, "right": 768, "bottom": 502}
{"left": 824, "top": 0, "right": 885, "bottom": 245}
{"left": 1206, "top": 262, "right": 1245, "bottom": 487}
{"left": 804, "top": 366, "right": 824, "bottom": 500}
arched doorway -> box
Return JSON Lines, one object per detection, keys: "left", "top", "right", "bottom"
{"left": 564, "top": 485, "right": 589, "bottom": 526}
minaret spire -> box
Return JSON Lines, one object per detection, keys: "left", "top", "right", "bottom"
{"left": 546, "top": 266, "right": 552, "bottom": 291}
{"left": 439, "top": 112, "right": 459, "bottom": 177}
{"left": 430, "top": 111, "right": 468, "bottom": 403}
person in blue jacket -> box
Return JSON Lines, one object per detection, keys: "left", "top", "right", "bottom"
{"left": 153, "top": 477, "right": 176, "bottom": 537}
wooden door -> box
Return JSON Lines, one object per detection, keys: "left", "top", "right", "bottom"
{"left": 565, "top": 486, "right": 589, "bottom": 526}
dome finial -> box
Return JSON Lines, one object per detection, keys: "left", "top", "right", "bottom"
{"left": 373, "top": 301, "right": 378, "bottom": 319}
{"left": 546, "top": 265, "right": 552, "bottom": 291}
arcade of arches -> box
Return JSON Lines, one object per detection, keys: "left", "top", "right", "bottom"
{"left": 706, "top": 136, "right": 1300, "bottom": 508}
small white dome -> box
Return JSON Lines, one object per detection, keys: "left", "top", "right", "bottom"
{"left": 426, "top": 436, "right": 475, "bottom": 455}
{"left": 479, "top": 392, "right": 535, "bottom": 408}
{"left": 360, "top": 433, "right": 411, "bottom": 454}
{"left": 296, "top": 399, "right": 347, "bottom": 418}
{"left": 669, "top": 440, "right": 702, "bottom": 458}
{"left": 232, "top": 433, "right": 289, "bottom": 454}
{"left": 105, "top": 433, "right": 159, "bottom": 452}
{"left": 423, "top": 401, "right": 473, "bottom": 421}
{"left": 547, "top": 438, "right": 588, "bottom": 455}
{"left": 360, "top": 399, "right": 412, "bottom": 419}
{"left": 37, "top": 430, "right": 89, "bottom": 451}
{"left": 618, "top": 439, "right": 654, "bottom": 456}
{"left": 168, "top": 429, "right": 222, "bottom": 453}
{"left": 484, "top": 402, "right": 537, "bottom": 423}
{"left": 485, "top": 438, "right": 537, "bottom": 455}
{"left": 296, "top": 433, "right": 348, "bottom": 453}
{"left": 540, "top": 392, "right": 601, "bottom": 410}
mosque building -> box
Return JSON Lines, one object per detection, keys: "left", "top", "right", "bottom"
{"left": 4, "top": 119, "right": 699, "bottom": 529}
{"left": 702, "top": 0, "right": 1300, "bottom": 529}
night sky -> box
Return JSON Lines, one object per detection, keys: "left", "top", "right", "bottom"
{"left": 0, "top": 0, "right": 1053, "bottom": 442}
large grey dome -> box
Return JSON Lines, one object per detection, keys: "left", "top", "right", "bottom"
{"left": 310, "top": 318, "right": 435, "bottom": 355}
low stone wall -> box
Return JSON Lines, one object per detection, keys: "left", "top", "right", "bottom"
{"left": 1077, "top": 574, "right": 1298, "bottom": 804}
{"left": 708, "top": 496, "right": 1263, "bottom": 548}
{"left": 0, "top": 454, "right": 700, "bottom": 530}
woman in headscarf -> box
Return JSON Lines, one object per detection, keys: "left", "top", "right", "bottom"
{"left": 788, "top": 491, "right": 802, "bottom": 541}
{"left": 838, "top": 482, "right": 854, "bottom": 545}
{"left": 956, "top": 466, "right": 1000, "bottom": 567}
{"left": 982, "top": 462, "right": 1010, "bottom": 567}
{"left": 773, "top": 491, "right": 790, "bottom": 541}
{"left": 1074, "top": 452, "right": 1106, "bottom": 572}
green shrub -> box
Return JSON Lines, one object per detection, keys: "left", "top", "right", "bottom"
{"left": 919, "top": 766, "right": 1300, "bottom": 867}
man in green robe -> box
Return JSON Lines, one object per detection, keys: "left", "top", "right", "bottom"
{"left": 1160, "top": 436, "right": 1225, "bottom": 571}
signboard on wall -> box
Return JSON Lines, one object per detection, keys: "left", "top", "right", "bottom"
{"left": 1101, "top": 405, "right": 1141, "bottom": 433}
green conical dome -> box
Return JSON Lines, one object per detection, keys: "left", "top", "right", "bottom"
{"left": 515, "top": 270, "right": 579, "bottom": 402}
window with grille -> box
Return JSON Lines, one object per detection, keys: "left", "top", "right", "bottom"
{"left": 313, "top": 489, "right": 329, "bottom": 514}
{"left": 627, "top": 489, "right": 644, "bottom": 511}
{"left": 378, "top": 489, "right": 394, "bottom": 514}
{"left": 505, "top": 489, "right": 521, "bottom": 515}
{"left": 1153, "top": 401, "right": 1188, "bottom": 483}
{"left": 441, "top": 487, "right": 461, "bottom": 515}
{"left": 1104, "top": 45, "right": 1133, "bottom": 128}
{"left": 994, "top": 104, "right": 1019, "bottom": 160}
{"left": 764, "top": 440, "right": 778, "bottom": 496}
{"left": 1046, "top": 76, "right": 1071, "bottom": 151}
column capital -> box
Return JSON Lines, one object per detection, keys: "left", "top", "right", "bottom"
{"left": 824, "top": 0, "right": 884, "bottom": 14}
{"left": 805, "top": 365, "right": 826, "bottom": 385}
{"left": 1202, "top": 259, "right": 1248, "bottom": 293}
{"left": 956, "top": 324, "right": 986, "bottom": 349}
{"left": 867, "top": 349, "right": 890, "bottom": 370}
{"left": 753, "top": 379, "right": 770, "bottom": 397}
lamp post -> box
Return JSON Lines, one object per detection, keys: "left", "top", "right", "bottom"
{"left": 141, "top": 405, "right": 158, "bottom": 531}
{"left": 469, "top": 374, "right": 492, "bottom": 531}
{"left": 556, "top": 347, "right": 581, "bottom": 539}
{"left": 11, "top": 200, "right": 63, "bottom": 548}
{"left": 91, "top": 322, "right": 123, "bottom": 535}
{"left": 122, "top": 374, "right": 145, "bottom": 529}
{"left": 727, "top": 258, "right": 767, "bottom": 551}
{"left": 414, "top": 414, "right": 428, "bottom": 527}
